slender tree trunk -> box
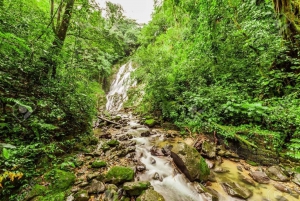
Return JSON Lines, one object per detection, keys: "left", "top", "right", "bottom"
{"left": 48, "top": 0, "right": 75, "bottom": 78}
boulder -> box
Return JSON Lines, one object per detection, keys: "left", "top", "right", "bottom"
{"left": 249, "top": 171, "right": 270, "bottom": 184}
{"left": 74, "top": 190, "right": 89, "bottom": 201}
{"left": 266, "top": 166, "right": 289, "bottom": 182}
{"left": 221, "top": 182, "right": 253, "bottom": 199}
{"left": 105, "top": 166, "right": 134, "bottom": 184}
{"left": 273, "top": 183, "right": 291, "bottom": 193}
{"left": 202, "top": 141, "right": 216, "bottom": 158}
{"left": 170, "top": 142, "right": 210, "bottom": 181}
{"left": 25, "top": 185, "right": 47, "bottom": 201}
{"left": 213, "top": 167, "right": 229, "bottom": 173}
{"left": 144, "top": 119, "right": 156, "bottom": 128}
{"left": 107, "top": 139, "right": 120, "bottom": 147}
{"left": 85, "top": 179, "right": 106, "bottom": 194}
{"left": 292, "top": 173, "right": 300, "bottom": 187}
{"left": 91, "top": 160, "right": 107, "bottom": 168}
{"left": 123, "top": 181, "right": 151, "bottom": 196}
{"left": 238, "top": 174, "right": 256, "bottom": 186}
{"left": 45, "top": 169, "right": 76, "bottom": 191}
{"left": 136, "top": 189, "right": 165, "bottom": 201}
{"left": 193, "top": 183, "right": 219, "bottom": 201}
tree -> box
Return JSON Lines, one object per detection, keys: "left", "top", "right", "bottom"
{"left": 47, "top": 0, "right": 75, "bottom": 78}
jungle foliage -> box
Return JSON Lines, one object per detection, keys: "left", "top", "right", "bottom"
{"left": 133, "top": 0, "right": 300, "bottom": 159}
{"left": 0, "top": 0, "right": 140, "bottom": 199}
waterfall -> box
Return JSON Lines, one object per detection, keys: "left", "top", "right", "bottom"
{"left": 106, "top": 62, "right": 135, "bottom": 112}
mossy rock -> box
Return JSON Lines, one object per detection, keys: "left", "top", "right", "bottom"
{"left": 107, "top": 139, "right": 120, "bottom": 147}
{"left": 45, "top": 169, "right": 76, "bottom": 192}
{"left": 136, "top": 189, "right": 165, "bottom": 201}
{"left": 74, "top": 190, "right": 89, "bottom": 201}
{"left": 32, "top": 192, "right": 65, "bottom": 201}
{"left": 91, "top": 160, "right": 107, "bottom": 168}
{"left": 144, "top": 119, "right": 156, "bottom": 128}
{"left": 246, "top": 160, "right": 258, "bottom": 166}
{"left": 25, "top": 184, "right": 47, "bottom": 201}
{"left": 101, "top": 143, "right": 111, "bottom": 151}
{"left": 105, "top": 166, "right": 134, "bottom": 184}
{"left": 123, "top": 181, "right": 151, "bottom": 196}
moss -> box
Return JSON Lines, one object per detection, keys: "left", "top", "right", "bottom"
{"left": 107, "top": 139, "right": 120, "bottom": 147}
{"left": 105, "top": 166, "right": 134, "bottom": 184}
{"left": 45, "top": 169, "right": 75, "bottom": 192}
{"left": 137, "top": 189, "right": 165, "bottom": 201}
{"left": 144, "top": 119, "right": 156, "bottom": 128}
{"left": 246, "top": 160, "right": 258, "bottom": 166}
{"left": 123, "top": 181, "right": 150, "bottom": 196}
{"left": 199, "top": 157, "right": 210, "bottom": 181}
{"left": 91, "top": 160, "right": 107, "bottom": 168}
{"left": 26, "top": 184, "right": 47, "bottom": 200}
{"left": 34, "top": 192, "right": 65, "bottom": 201}
{"left": 101, "top": 143, "right": 111, "bottom": 151}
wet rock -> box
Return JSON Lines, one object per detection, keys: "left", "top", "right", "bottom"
{"left": 162, "top": 144, "right": 172, "bottom": 156}
{"left": 205, "top": 187, "right": 220, "bottom": 201}
{"left": 213, "top": 167, "right": 229, "bottom": 173}
{"left": 114, "top": 124, "right": 122, "bottom": 129}
{"left": 91, "top": 160, "right": 107, "bottom": 168}
{"left": 150, "top": 146, "right": 164, "bottom": 156}
{"left": 85, "top": 179, "right": 106, "bottom": 194}
{"left": 105, "top": 166, "right": 134, "bottom": 184}
{"left": 74, "top": 190, "right": 89, "bottom": 201}
{"left": 249, "top": 171, "right": 270, "bottom": 184}
{"left": 153, "top": 172, "right": 160, "bottom": 180}
{"left": 99, "top": 133, "right": 112, "bottom": 139}
{"left": 215, "top": 156, "right": 223, "bottom": 166}
{"left": 123, "top": 181, "right": 151, "bottom": 196}
{"left": 202, "top": 141, "right": 216, "bottom": 158}
{"left": 193, "top": 183, "right": 219, "bottom": 201}
{"left": 136, "top": 162, "right": 146, "bottom": 172}
{"left": 205, "top": 159, "right": 215, "bottom": 169}
{"left": 137, "top": 189, "right": 165, "bottom": 201}
{"left": 221, "top": 182, "right": 253, "bottom": 199}
{"left": 294, "top": 186, "right": 300, "bottom": 194}
{"left": 273, "top": 183, "right": 291, "bottom": 193}
{"left": 170, "top": 142, "right": 210, "bottom": 181}
{"left": 141, "top": 131, "right": 151, "bottom": 137}
{"left": 224, "top": 151, "right": 239, "bottom": 158}
{"left": 292, "top": 173, "right": 300, "bottom": 187}
{"left": 266, "top": 166, "right": 289, "bottom": 182}
{"left": 237, "top": 166, "right": 243, "bottom": 172}
{"left": 150, "top": 157, "right": 156, "bottom": 164}
{"left": 275, "top": 195, "right": 288, "bottom": 201}
{"left": 208, "top": 172, "right": 217, "bottom": 182}
{"left": 238, "top": 174, "right": 256, "bottom": 186}
{"left": 116, "top": 134, "right": 128, "bottom": 141}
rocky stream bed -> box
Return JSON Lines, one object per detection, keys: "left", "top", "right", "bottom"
{"left": 25, "top": 61, "right": 300, "bottom": 201}
{"left": 25, "top": 112, "right": 300, "bottom": 201}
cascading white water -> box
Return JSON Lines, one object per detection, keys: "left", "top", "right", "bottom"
{"left": 106, "top": 62, "right": 136, "bottom": 111}
{"left": 134, "top": 139, "right": 206, "bottom": 201}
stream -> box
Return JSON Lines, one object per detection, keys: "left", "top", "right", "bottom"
{"left": 70, "top": 62, "right": 300, "bottom": 201}
{"left": 103, "top": 61, "right": 300, "bottom": 201}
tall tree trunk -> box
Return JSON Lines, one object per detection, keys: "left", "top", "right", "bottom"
{"left": 272, "top": 0, "right": 300, "bottom": 72}
{"left": 48, "top": 0, "right": 75, "bottom": 78}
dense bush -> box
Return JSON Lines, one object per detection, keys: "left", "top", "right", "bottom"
{"left": 132, "top": 0, "right": 300, "bottom": 157}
